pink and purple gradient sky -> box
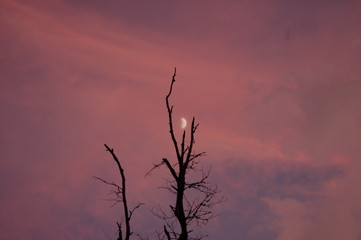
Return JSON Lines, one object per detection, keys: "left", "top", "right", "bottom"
{"left": 1, "top": 0, "right": 361, "bottom": 239}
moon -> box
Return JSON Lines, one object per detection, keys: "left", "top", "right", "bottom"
{"left": 181, "top": 117, "right": 187, "bottom": 129}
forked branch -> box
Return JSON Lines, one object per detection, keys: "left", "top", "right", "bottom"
{"left": 150, "top": 69, "right": 221, "bottom": 240}
{"left": 95, "top": 144, "right": 143, "bottom": 240}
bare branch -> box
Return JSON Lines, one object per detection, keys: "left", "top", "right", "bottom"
{"left": 185, "top": 118, "right": 197, "bottom": 168}
{"left": 166, "top": 68, "right": 182, "bottom": 164}
{"left": 146, "top": 158, "right": 178, "bottom": 181}
{"left": 117, "top": 222, "right": 123, "bottom": 240}
{"left": 149, "top": 69, "right": 222, "bottom": 240}
{"left": 96, "top": 144, "right": 143, "bottom": 240}
{"left": 93, "top": 176, "right": 122, "bottom": 191}
{"left": 164, "top": 225, "right": 171, "bottom": 240}
{"left": 129, "top": 202, "right": 144, "bottom": 220}
{"left": 145, "top": 161, "right": 166, "bottom": 177}
{"left": 103, "top": 144, "right": 131, "bottom": 240}
{"left": 180, "top": 130, "right": 186, "bottom": 159}
{"left": 163, "top": 158, "right": 179, "bottom": 181}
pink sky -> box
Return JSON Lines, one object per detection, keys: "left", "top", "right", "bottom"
{"left": 1, "top": 0, "right": 361, "bottom": 239}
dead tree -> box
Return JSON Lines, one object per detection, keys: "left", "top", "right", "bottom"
{"left": 94, "top": 144, "right": 143, "bottom": 240}
{"left": 148, "top": 69, "right": 222, "bottom": 240}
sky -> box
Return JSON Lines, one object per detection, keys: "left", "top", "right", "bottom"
{"left": 1, "top": 0, "right": 361, "bottom": 239}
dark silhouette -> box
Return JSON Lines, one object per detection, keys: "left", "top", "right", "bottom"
{"left": 96, "top": 69, "right": 221, "bottom": 240}
{"left": 148, "top": 68, "right": 222, "bottom": 240}
{"left": 94, "top": 144, "right": 143, "bottom": 240}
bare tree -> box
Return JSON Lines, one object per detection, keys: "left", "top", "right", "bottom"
{"left": 94, "top": 144, "right": 143, "bottom": 240}
{"left": 148, "top": 69, "right": 222, "bottom": 240}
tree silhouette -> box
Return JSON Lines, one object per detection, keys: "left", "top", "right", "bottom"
{"left": 148, "top": 68, "right": 222, "bottom": 240}
{"left": 96, "top": 69, "right": 221, "bottom": 240}
{"left": 94, "top": 144, "right": 143, "bottom": 240}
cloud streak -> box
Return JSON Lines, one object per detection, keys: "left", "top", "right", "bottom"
{"left": 1, "top": 0, "right": 361, "bottom": 239}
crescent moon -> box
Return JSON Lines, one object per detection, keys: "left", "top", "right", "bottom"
{"left": 181, "top": 117, "right": 187, "bottom": 129}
